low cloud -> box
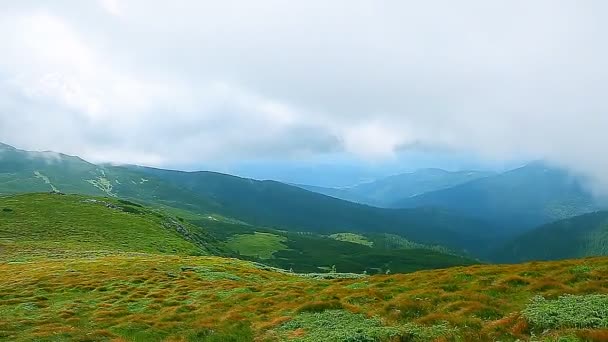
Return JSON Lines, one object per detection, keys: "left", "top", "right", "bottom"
{"left": 1, "top": 1, "right": 608, "bottom": 191}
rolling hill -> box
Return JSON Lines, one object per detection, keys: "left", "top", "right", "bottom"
{"left": 0, "top": 192, "right": 225, "bottom": 260}
{"left": 0, "top": 192, "right": 476, "bottom": 273}
{"left": 1, "top": 220, "right": 607, "bottom": 341}
{"left": 495, "top": 211, "right": 608, "bottom": 262}
{"left": 0, "top": 143, "right": 499, "bottom": 255}
{"left": 296, "top": 168, "right": 493, "bottom": 207}
{"left": 1, "top": 168, "right": 607, "bottom": 340}
{"left": 393, "top": 162, "right": 600, "bottom": 231}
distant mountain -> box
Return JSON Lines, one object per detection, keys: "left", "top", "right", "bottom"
{"left": 393, "top": 162, "right": 600, "bottom": 231}
{"left": 495, "top": 211, "right": 608, "bottom": 262}
{"left": 129, "top": 166, "right": 496, "bottom": 254}
{"left": 295, "top": 168, "right": 494, "bottom": 207}
{"left": 0, "top": 143, "right": 494, "bottom": 255}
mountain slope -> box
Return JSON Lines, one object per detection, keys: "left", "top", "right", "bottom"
{"left": 495, "top": 211, "right": 608, "bottom": 262}
{"left": 1, "top": 252, "right": 606, "bottom": 341}
{"left": 296, "top": 168, "right": 494, "bottom": 207}
{"left": 0, "top": 193, "right": 224, "bottom": 260}
{"left": 0, "top": 143, "right": 495, "bottom": 255}
{"left": 0, "top": 143, "right": 220, "bottom": 212}
{"left": 393, "top": 162, "right": 599, "bottom": 230}
{"left": 131, "top": 166, "right": 496, "bottom": 253}
{"left": 193, "top": 218, "right": 477, "bottom": 274}
{"left": 0, "top": 192, "right": 476, "bottom": 273}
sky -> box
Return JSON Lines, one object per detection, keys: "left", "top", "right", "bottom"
{"left": 0, "top": 1, "right": 607, "bottom": 187}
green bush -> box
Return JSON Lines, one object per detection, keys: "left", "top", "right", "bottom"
{"left": 117, "top": 199, "right": 144, "bottom": 207}
{"left": 277, "top": 310, "right": 454, "bottom": 342}
{"left": 522, "top": 294, "right": 608, "bottom": 330}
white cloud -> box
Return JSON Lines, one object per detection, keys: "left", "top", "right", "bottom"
{"left": 99, "top": 0, "right": 123, "bottom": 17}
{"left": 1, "top": 1, "right": 608, "bottom": 190}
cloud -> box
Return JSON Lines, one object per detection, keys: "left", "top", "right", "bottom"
{"left": 1, "top": 1, "right": 608, "bottom": 190}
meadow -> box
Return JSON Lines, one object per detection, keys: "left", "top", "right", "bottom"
{"left": 1, "top": 254, "right": 607, "bottom": 341}
{"left": 1, "top": 193, "right": 608, "bottom": 341}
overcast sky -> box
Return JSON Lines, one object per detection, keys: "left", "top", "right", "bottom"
{"left": 1, "top": 1, "right": 607, "bottom": 187}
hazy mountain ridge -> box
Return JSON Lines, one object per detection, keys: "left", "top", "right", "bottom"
{"left": 393, "top": 162, "right": 601, "bottom": 231}
{"left": 295, "top": 168, "right": 494, "bottom": 206}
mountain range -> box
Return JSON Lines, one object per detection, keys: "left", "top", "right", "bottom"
{"left": 2, "top": 142, "right": 608, "bottom": 263}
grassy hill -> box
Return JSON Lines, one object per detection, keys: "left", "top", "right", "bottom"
{"left": 0, "top": 193, "right": 476, "bottom": 274}
{"left": 0, "top": 193, "right": 225, "bottom": 260}
{"left": 394, "top": 162, "right": 599, "bottom": 231}
{"left": 496, "top": 211, "right": 608, "bottom": 262}
{"left": 0, "top": 193, "right": 607, "bottom": 340}
{"left": 0, "top": 143, "right": 494, "bottom": 256}
{"left": 296, "top": 168, "right": 493, "bottom": 207}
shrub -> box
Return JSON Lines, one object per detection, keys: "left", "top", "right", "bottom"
{"left": 522, "top": 295, "right": 608, "bottom": 330}
{"left": 297, "top": 300, "right": 343, "bottom": 313}
{"left": 277, "top": 309, "right": 454, "bottom": 342}
{"left": 2, "top": 208, "right": 12, "bottom": 212}
{"left": 117, "top": 199, "right": 143, "bottom": 208}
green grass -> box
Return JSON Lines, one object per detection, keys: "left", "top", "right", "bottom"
{"left": 523, "top": 294, "right": 608, "bottom": 330}
{"left": 225, "top": 232, "right": 288, "bottom": 259}
{"left": 1, "top": 191, "right": 608, "bottom": 341}
{"left": 0, "top": 193, "right": 214, "bottom": 260}
{"left": 276, "top": 309, "right": 453, "bottom": 341}
{"left": 329, "top": 233, "right": 374, "bottom": 247}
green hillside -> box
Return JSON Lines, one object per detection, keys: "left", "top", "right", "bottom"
{"left": 0, "top": 193, "right": 475, "bottom": 273}
{"left": 194, "top": 218, "right": 477, "bottom": 274}
{"left": 0, "top": 144, "right": 494, "bottom": 256}
{"left": 0, "top": 188, "right": 607, "bottom": 340}
{"left": 296, "top": 168, "right": 493, "bottom": 207}
{"left": 131, "top": 166, "right": 496, "bottom": 255}
{"left": 394, "top": 162, "right": 599, "bottom": 231}
{"left": 0, "top": 193, "right": 224, "bottom": 260}
{"left": 496, "top": 211, "right": 608, "bottom": 262}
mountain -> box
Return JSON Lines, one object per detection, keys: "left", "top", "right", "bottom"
{"left": 2, "top": 148, "right": 608, "bottom": 341}
{"left": 0, "top": 143, "right": 493, "bottom": 255}
{"left": 495, "top": 211, "right": 608, "bottom": 262}
{"left": 0, "top": 192, "right": 475, "bottom": 273}
{"left": 295, "top": 168, "right": 494, "bottom": 207}
{"left": 393, "top": 162, "right": 600, "bottom": 231}
{"left": 130, "top": 166, "right": 496, "bottom": 253}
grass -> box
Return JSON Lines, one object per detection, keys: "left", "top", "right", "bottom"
{"left": 523, "top": 294, "right": 608, "bottom": 330}
{"left": 0, "top": 193, "right": 220, "bottom": 261}
{"left": 0, "top": 254, "right": 607, "bottom": 341}
{"left": 1, "top": 192, "right": 608, "bottom": 341}
{"left": 329, "top": 233, "right": 374, "bottom": 247}
{"left": 225, "top": 232, "right": 288, "bottom": 259}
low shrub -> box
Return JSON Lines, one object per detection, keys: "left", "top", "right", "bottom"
{"left": 522, "top": 295, "right": 608, "bottom": 330}
{"left": 277, "top": 309, "right": 454, "bottom": 342}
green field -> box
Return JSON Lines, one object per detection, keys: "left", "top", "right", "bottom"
{"left": 225, "top": 232, "right": 289, "bottom": 259}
